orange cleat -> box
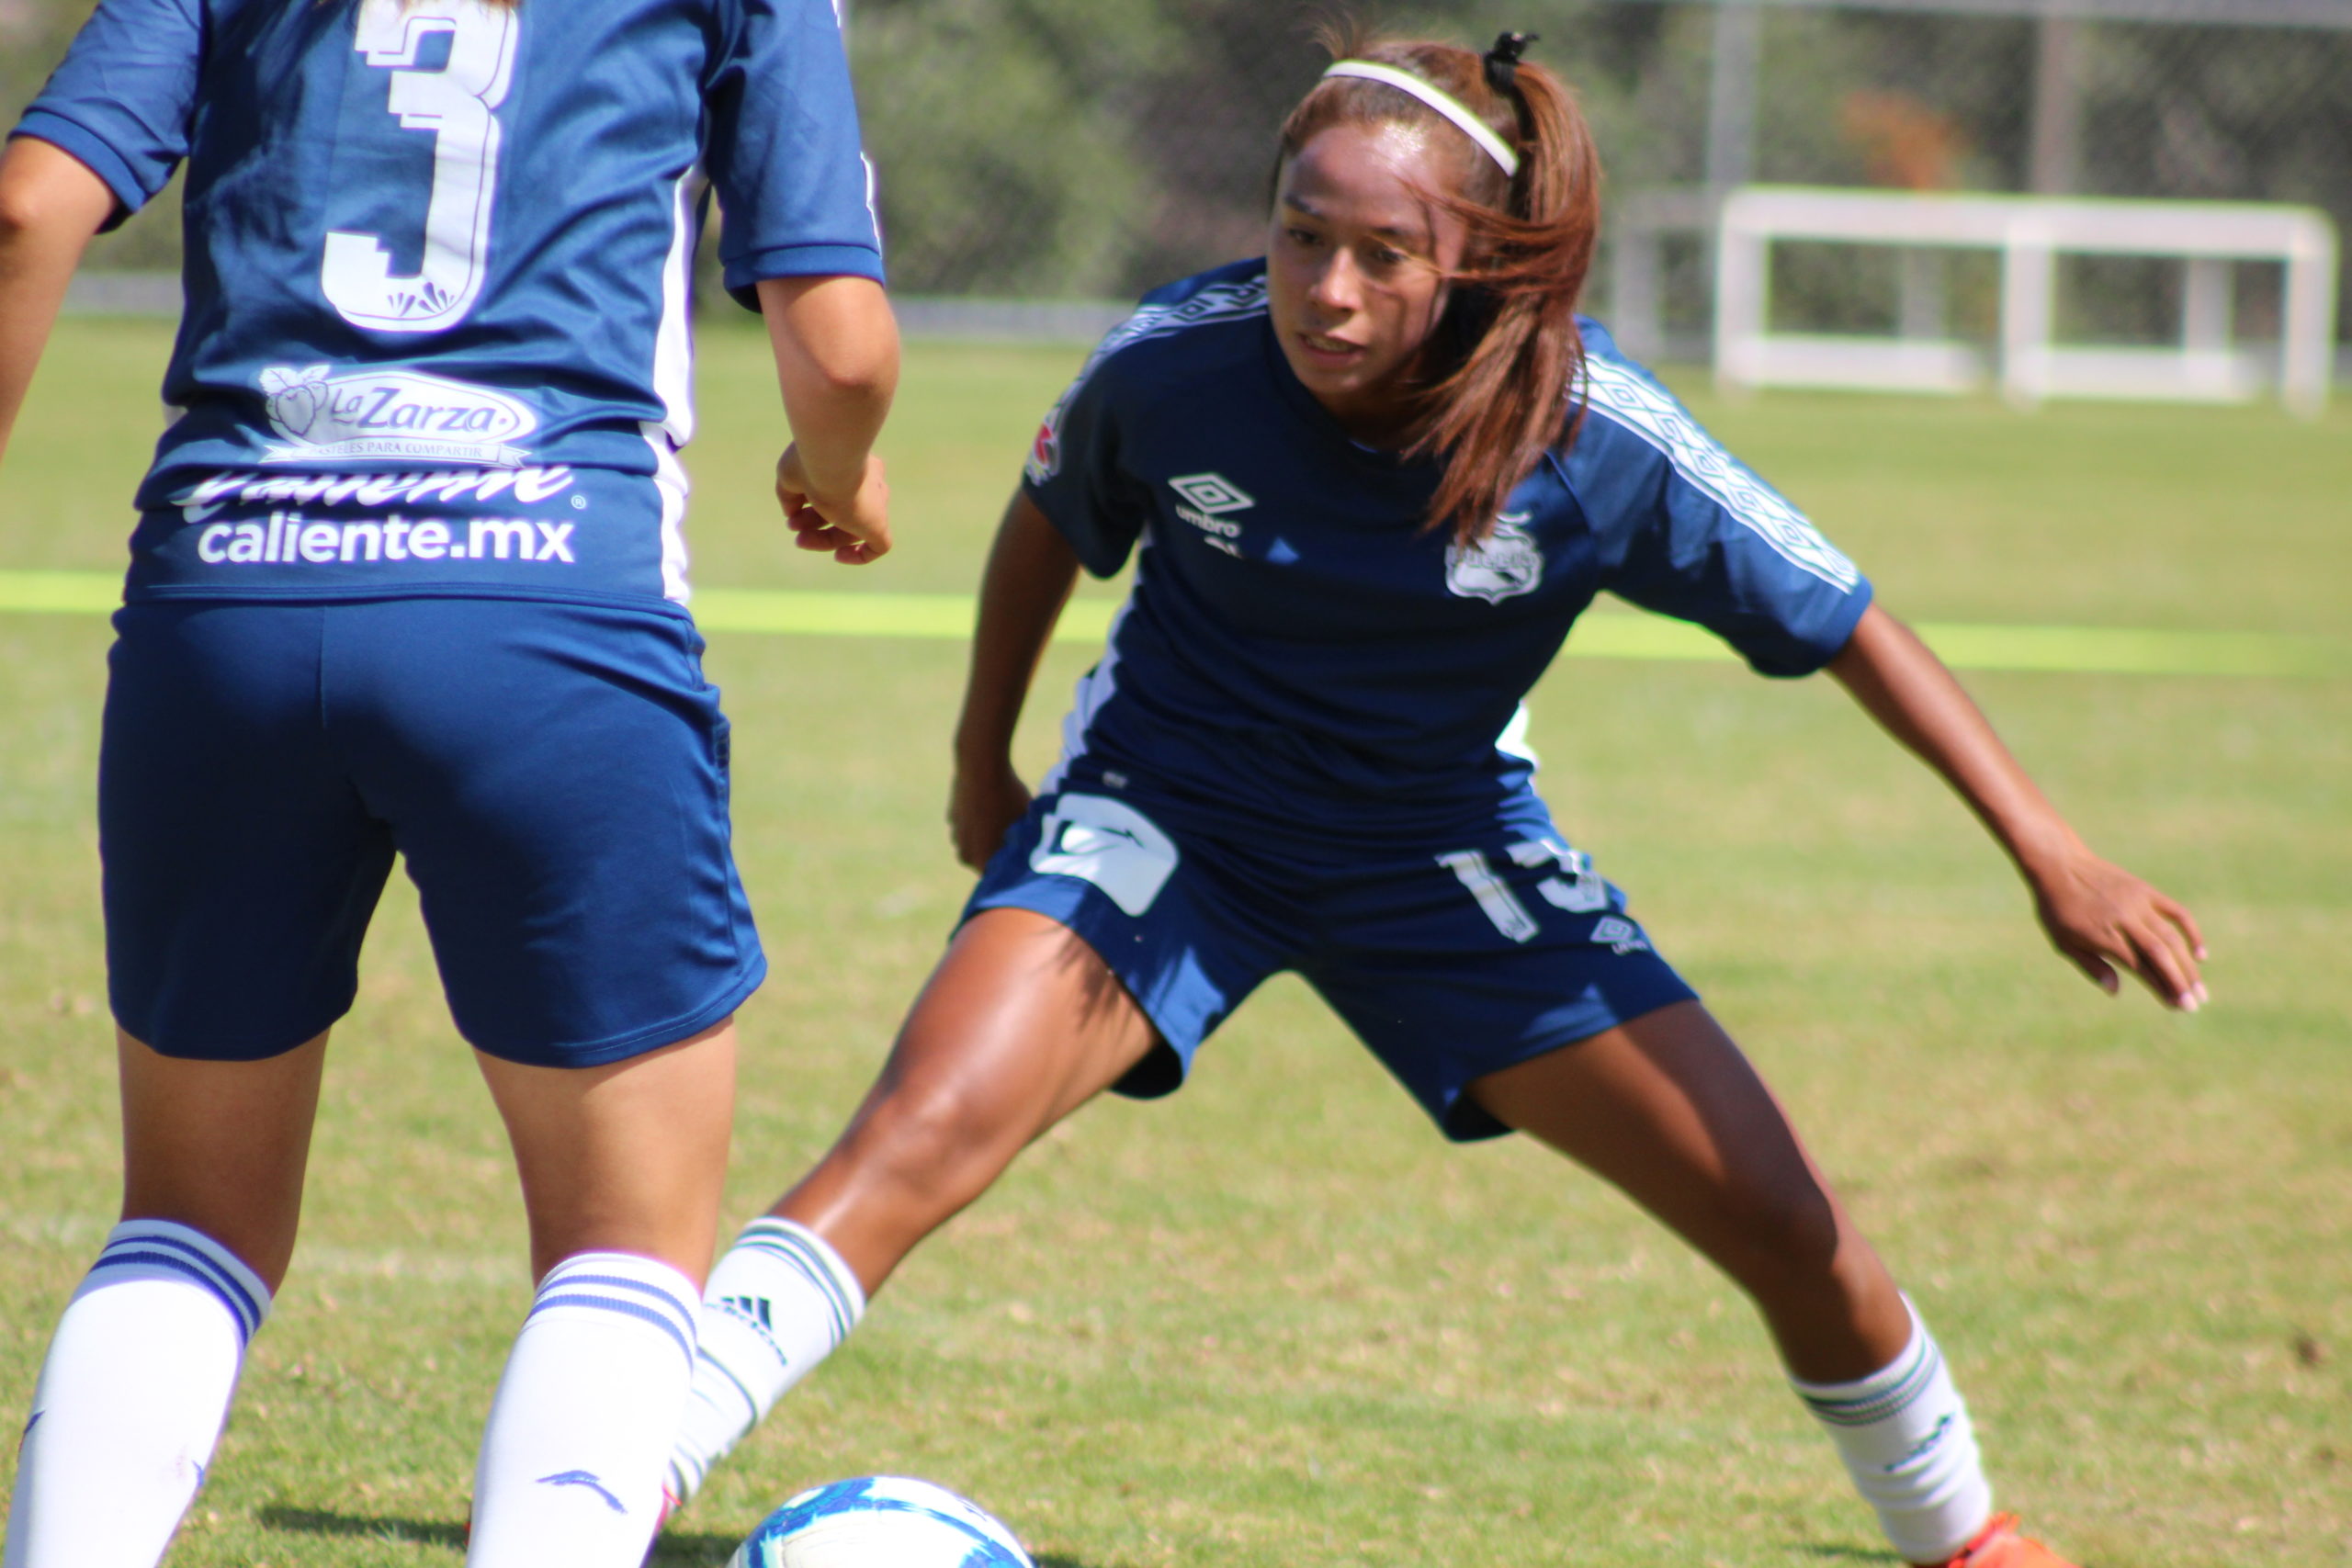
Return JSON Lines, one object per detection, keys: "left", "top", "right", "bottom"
{"left": 1939, "top": 1514, "right": 2080, "bottom": 1568}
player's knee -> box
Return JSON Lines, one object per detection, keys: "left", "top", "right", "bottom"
{"left": 852, "top": 1077, "right": 1029, "bottom": 1207}
{"left": 1713, "top": 1172, "right": 1847, "bottom": 1300}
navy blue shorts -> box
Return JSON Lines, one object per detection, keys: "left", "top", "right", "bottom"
{"left": 966, "top": 788, "right": 1698, "bottom": 1141}
{"left": 100, "top": 598, "right": 764, "bottom": 1066}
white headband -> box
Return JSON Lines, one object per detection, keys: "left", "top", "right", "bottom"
{"left": 1321, "top": 60, "right": 1521, "bottom": 178}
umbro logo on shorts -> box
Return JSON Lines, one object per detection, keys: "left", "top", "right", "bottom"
{"left": 1591, "top": 915, "right": 1649, "bottom": 954}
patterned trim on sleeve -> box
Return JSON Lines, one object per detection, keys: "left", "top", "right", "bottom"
{"left": 1577, "top": 355, "right": 1861, "bottom": 592}
{"left": 1026, "top": 278, "right": 1269, "bottom": 484}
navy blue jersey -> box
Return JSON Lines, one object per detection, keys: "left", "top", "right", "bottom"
{"left": 1021, "top": 259, "right": 1873, "bottom": 844}
{"left": 14, "top": 0, "right": 879, "bottom": 605}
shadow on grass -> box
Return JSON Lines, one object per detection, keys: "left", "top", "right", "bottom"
{"left": 650, "top": 1544, "right": 1113, "bottom": 1567}
{"left": 259, "top": 1508, "right": 1119, "bottom": 1567}
{"left": 261, "top": 1507, "right": 755, "bottom": 1563}
{"left": 258, "top": 1506, "right": 466, "bottom": 1549}
{"left": 646, "top": 1540, "right": 1110, "bottom": 1567}
{"left": 1797, "top": 1546, "right": 1902, "bottom": 1562}
{"left": 646, "top": 1529, "right": 758, "bottom": 1564}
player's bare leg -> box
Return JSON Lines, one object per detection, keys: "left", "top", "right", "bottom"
{"left": 666, "top": 908, "right": 1157, "bottom": 1505}
{"left": 1468, "top": 1000, "right": 1906, "bottom": 1379}
{"left": 4, "top": 1031, "right": 324, "bottom": 1568}
{"left": 464, "top": 1020, "right": 735, "bottom": 1568}
{"left": 475, "top": 1019, "right": 738, "bottom": 1286}
{"left": 780, "top": 908, "right": 1159, "bottom": 1289}
{"left": 1468, "top": 999, "right": 1998, "bottom": 1565}
{"left": 115, "top": 1027, "right": 329, "bottom": 1290}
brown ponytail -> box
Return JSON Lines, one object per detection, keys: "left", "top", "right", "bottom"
{"left": 1276, "top": 23, "right": 1602, "bottom": 545}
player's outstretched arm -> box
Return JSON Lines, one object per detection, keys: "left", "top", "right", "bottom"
{"left": 0, "top": 138, "right": 114, "bottom": 469}
{"left": 948, "top": 491, "right": 1080, "bottom": 869}
{"left": 1827, "top": 602, "right": 2207, "bottom": 1010}
{"left": 756, "top": 273, "right": 899, "bottom": 564}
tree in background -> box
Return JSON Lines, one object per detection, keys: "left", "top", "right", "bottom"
{"left": 7, "top": 0, "right": 2346, "bottom": 333}
{"left": 852, "top": 0, "right": 1170, "bottom": 298}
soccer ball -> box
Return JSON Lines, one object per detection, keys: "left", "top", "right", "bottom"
{"left": 728, "top": 1475, "right": 1035, "bottom": 1568}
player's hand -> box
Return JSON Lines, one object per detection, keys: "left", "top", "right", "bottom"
{"left": 2027, "top": 846, "right": 2207, "bottom": 1010}
{"left": 948, "top": 756, "right": 1031, "bottom": 872}
{"left": 777, "top": 446, "right": 889, "bottom": 565}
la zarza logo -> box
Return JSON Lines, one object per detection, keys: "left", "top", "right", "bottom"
{"left": 1445, "top": 511, "right": 1543, "bottom": 603}
{"left": 258, "top": 365, "right": 537, "bottom": 468}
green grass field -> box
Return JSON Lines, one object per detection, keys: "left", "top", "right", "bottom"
{"left": 3, "top": 315, "right": 2348, "bottom": 1567}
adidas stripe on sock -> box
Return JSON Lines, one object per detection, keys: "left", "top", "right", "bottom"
{"left": 5, "top": 1220, "right": 272, "bottom": 1568}
{"left": 1792, "top": 1300, "right": 1993, "bottom": 1564}
{"left": 666, "top": 1217, "right": 866, "bottom": 1506}
{"left": 468, "top": 1251, "right": 700, "bottom": 1568}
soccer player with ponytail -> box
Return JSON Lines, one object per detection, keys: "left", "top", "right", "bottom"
{"left": 0, "top": 0, "right": 895, "bottom": 1563}
{"left": 665, "top": 27, "right": 2199, "bottom": 1567}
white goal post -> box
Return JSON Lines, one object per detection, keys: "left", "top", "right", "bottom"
{"left": 1713, "top": 186, "right": 2339, "bottom": 417}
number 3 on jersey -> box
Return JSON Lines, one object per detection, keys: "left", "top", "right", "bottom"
{"left": 322, "top": 0, "right": 517, "bottom": 333}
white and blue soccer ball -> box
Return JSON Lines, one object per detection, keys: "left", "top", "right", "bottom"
{"left": 728, "top": 1475, "right": 1035, "bottom": 1568}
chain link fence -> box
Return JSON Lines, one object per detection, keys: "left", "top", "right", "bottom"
{"left": 845, "top": 0, "right": 2352, "bottom": 361}
{"left": 10, "top": 0, "right": 2349, "bottom": 359}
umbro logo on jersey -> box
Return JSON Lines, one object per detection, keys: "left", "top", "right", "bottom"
{"left": 258, "top": 364, "right": 539, "bottom": 468}
{"left": 1168, "top": 473, "right": 1253, "bottom": 557}
{"left": 1168, "top": 472, "right": 1253, "bottom": 514}
{"left": 1444, "top": 512, "right": 1544, "bottom": 603}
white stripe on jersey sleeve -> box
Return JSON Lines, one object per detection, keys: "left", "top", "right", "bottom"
{"left": 1083, "top": 276, "right": 1268, "bottom": 370}
{"left": 1577, "top": 354, "right": 1860, "bottom": 592}
{"left": 1025, "top": 279, "right": 1269, "bottom": 487}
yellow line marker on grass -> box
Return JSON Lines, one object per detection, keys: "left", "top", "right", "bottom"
{"left": 1562, "top": 607, "right": 2346, "bottom": 678}
{"left": 2, "top": 570, "right": 2341, "bottom": 678}
{"left": 0, "top": 570, "right": 122, "bottom": 615}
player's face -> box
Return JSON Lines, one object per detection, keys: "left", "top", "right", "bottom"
{"left": 1268, "top": 121, "right": 1470, "bottom": 444}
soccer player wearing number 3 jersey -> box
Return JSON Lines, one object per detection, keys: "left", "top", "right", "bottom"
{"left": 0, "top": 0, "right": 896, "bottom": 1563}
{"left": 659, "top": 28, "right": 2207, "bottom": 1568}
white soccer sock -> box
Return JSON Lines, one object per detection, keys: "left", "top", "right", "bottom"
{"left": 666, "top": 1217, "right": 866, "bottom": 1506}
{"left": 467, "top": 1251, "right": 700, "bottom": 1568}
{"left": 4, "top": 1220, "right": 271, "bottom": 1568}
{"left": 1792, "top": 1300, "right": 1994, "bottom": 1564}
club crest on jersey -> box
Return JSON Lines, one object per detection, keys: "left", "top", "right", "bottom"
{"left": 1445, "top": 512, "right": 1543, "bottom": 603}
{"left": 257, "top": 365, "right": 538, "bottom": 468}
